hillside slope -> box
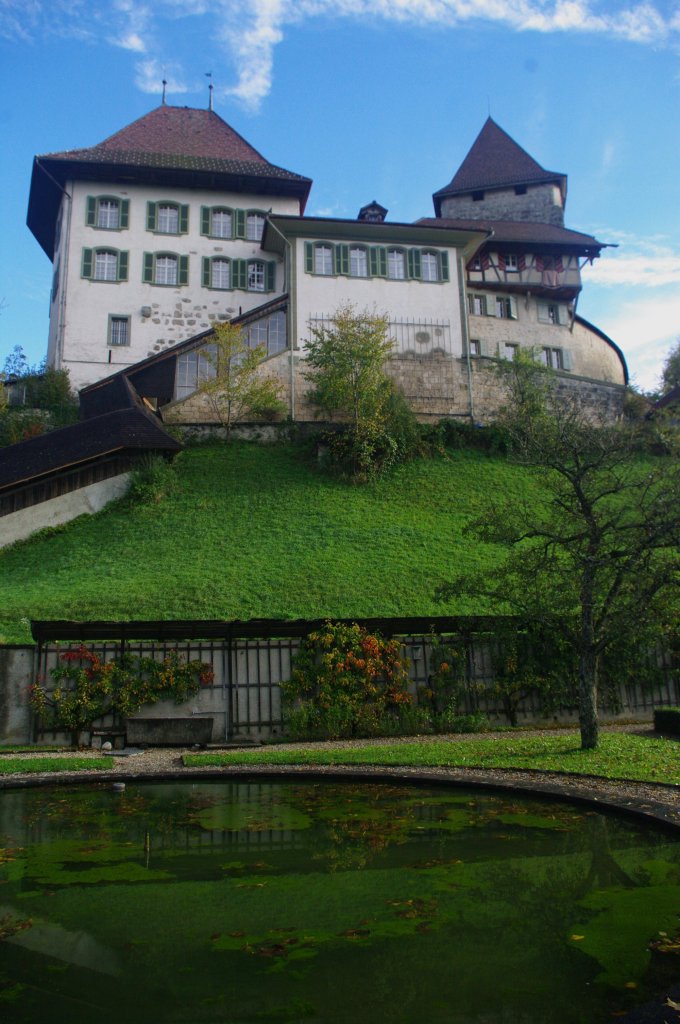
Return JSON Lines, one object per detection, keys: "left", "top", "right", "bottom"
{"left": 0, "top": 442, "right": 544, "bottom": 644}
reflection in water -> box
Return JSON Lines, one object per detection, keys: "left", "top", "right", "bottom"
{"left": 0, "top": 781, "right": 679, "bottom": 1024}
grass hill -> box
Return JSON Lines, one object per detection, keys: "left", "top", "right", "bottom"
{"left": 0, "top": 441, "right": 545, "bottom": 645}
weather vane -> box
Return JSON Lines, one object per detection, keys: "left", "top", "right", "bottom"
{"left": 206, "top": 72, "right": 213, "bottom": 111}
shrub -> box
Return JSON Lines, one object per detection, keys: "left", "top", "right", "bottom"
{"left": 127, "top": 454, "right": 178, "bottom": 504}
{"left": 30, "top": 646, "right": 214, "bottom": 744}
{"left": 653, "top": 707, "right": 680, "bottom": 736}
{"left": 283, "top": 621, "right": 412, "bottom": 739}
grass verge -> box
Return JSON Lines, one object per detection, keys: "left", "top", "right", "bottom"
{"left": 184, "top": 732, "right": 680, "bottom": 786}
{"left": 0, "top": 757, "right": 110, "bottom": 774}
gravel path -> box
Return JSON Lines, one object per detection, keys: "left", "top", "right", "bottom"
{"left": 2, "top": 724, "right": 679, "bottom": 831}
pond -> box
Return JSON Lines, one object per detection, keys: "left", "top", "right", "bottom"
{"left": 0, "top": 780, "right": 679, "bottom": 1023}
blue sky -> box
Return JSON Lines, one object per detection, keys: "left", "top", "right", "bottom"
{"left": 1, "top": 0, "right": 679, "bottom": 391}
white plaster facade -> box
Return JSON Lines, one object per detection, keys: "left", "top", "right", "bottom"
{"left": 48, "top": 181, "right": 298, "bottom": 391}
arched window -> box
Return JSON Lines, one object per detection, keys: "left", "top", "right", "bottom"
{"left": 94, "top": 250, "right": 118, "bottom": 281}
{"left": 246, "top": 212, "right": 266, "bottom": 241}
{"left": 155, "top": 254, "right": 178, "bottom": 285}
{"left": 97, "top": 199, "right": 120, "bottom": 229}
{"left": 158, "top": 204, "right": 179, "bottom": 234}
{"left": 211, "top": 259, "right": 230, "bottom": 290}
{"left": 211, "top": 208, "right": 232, "bottom": 239}
{"left": 421, "top": 252, "right": 438, "bottom": 282}
{"left": 315, "top": 244, "right": 333, "bottom": 275}
{"left": 350, "top": 247, "right": 368, "bottom": 278}
{"left": 248, "top": 260, "right": 266, "bottom": 291}
{"left": 388, "top": 249, "right": 406, "bottom": 280}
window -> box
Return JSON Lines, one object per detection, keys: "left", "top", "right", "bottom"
{"left": 95, "top": 250, "right": 118, "bottom": 281}
{"left": 502, "top": 343, "right": 518, "bottom": 360}
{"left": 86, "top": 196, "right": 129, "bottom": 231}
{"left": 81, "top": 247, "right": 128, "bottom": 282}
{"left": 504, "top": 253, "right": 518, "bottom": 272}
{"left": 211, "top": 259, "right": 230, "bottom": 290}
{"left": 108, "top": 315, "right": 130, "bottom": 347}
{"left": 537, "top": 301, "right": 566, "bottom": 325}
{"left": 544, "top": 350, "right": 565, "bottom": 370}
{"left": 143, "top": 252, "right": 189, "bottom": 286}
{"left": 469, "top": 256, "right": 482, "bottom": 271}
{"left": 514, "top": 185, "right": 527, "bottom": 196}
{"left": 147, "top": 201, "right": 189, "bottom": 234}
{"left": 245, "top": 310, "right": 288, "bottom": 357}
{"left": 472, "top": 190, "right": 484, "bottom": 201}
{"left": 248, "top": 260, "right": 265, "bottom": 291}
{"left": 421, "top": 252, "right": 438, "bottom": 282}
{"left": 315, "top": 245, "right": 333, "bottom": 275}
{"left": 247, "top": 212, "right": 265, "bottom": 241}
{"left": 97, "top": 200, "right": 119, "bottom": 229}
{"left": 387, "top": 249, "right": 406, "bottom": 280}
{"left": 350, "top": 247, "right": 368, "bottom": 277}
{"left": 495, "top": 296, "right": 518, "bottom": 320}
{"left": 211, "top": 208, "right": 232, "bottom": 239}
{"left": 468, "top": 339, "right": 481, "bottom": 357}
{"left": 176, "top": 347, "right": 217, "bottom": 400}
{"left": 468, "top": 293, "right": 486, "bottom": 316}
{"left": 158, "top": 205, "right": 178, "bottom": 234}
{"left": 156, "top": 254, "right": 177, "bottom": 285}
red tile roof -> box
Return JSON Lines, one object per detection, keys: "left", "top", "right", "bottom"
{"left": 433, "top": 118, "right": 566, "bottom": 207}
{"left": 96, "top": 106, "right": 267, "bottom": 162}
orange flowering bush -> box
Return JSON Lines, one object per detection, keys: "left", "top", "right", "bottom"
{"left": 30, "top": 646, "right": 214, "bottom": 744}
{"left": 283, "top": 622, "right": 412, "bottom": 739}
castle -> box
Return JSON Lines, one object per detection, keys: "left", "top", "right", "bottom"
{"left": 27, "top": 106, "right": 627, "bottom": 425}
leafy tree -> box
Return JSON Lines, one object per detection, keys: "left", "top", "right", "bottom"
{"left": 304, "top": 304, "right": 420, "bottom": 478}
{"left": 660, "top": 337, "right": 680, "bottom": 394}
{"left": 196, "top": 322, "right": 286, "bottom": 437}
{"left": 2, "top": 345, "right": 30, "bottom": 379}
{"left": 437, "top": 353, "right": 680, "bottom": 749}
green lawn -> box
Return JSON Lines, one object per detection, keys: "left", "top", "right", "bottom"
{"left": 0, "top": 441, "right": 544, "bottom": 644}
{"left": 184, "top": 732, "right": 680, "bottom": 786}
{"left": 0, "top": 757, "right": 110, "bottom": 774}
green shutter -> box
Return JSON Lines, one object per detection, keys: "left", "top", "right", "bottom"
{"left": 143, "top": 252, "right": 154, "bottom": 283}
{"left": 179, "top": 205, "right": 189, "bottom": 234}
{"left": 81, "top": 248, "right": 93, "bottom": 279}
{"left": 369, "top": 247, "right": 387, "bottom": 277}
{"left": 266, "top": 261, "right": 276, "bottom": 292}
{"left": 117, "top": 251, "right": 129, "bottom": 282}
{"left": 202, "top": 257, "right": 211, "bottom": 287}
{"left": 562, "top": 348, "right": 573, "bottom": 370}
{"left": 179, "top": 255, "right": 189, "bottom": 285}
{"left": 146, "top": 202, "right": 157, "bottom": 231}
{"left": 408, "top": 249, "right": 421, "bottom": 280}
{"left": 305, "top": 242, "right": 314, "bottom": 273}
{"left": 335, "top": 244, "right": 350, "bottom": 276}
{"left": 119, "top": 200, "right": 129, "bottom": 229}
{"left": 440, "top": 251, "right": 449, "bottom": 282}
{"left": 86, "top": 197, "right": 96, "bottom": 227}
{"left": 201, "top": 207, "right": 211, "bottom": 236}
{"left": 233, "top": 259, "right": 247, "bottom": 290}
{"left": 234, "top": 209, "right": 246, "bottom": 239}
{"left": 508, "top": 296, "right": 518, "bottom": 320}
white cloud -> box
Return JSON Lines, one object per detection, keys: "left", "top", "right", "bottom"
{"left": 599, "top": 294, "right": 680, "bottom": 391}
{"left": 583, "top": 235, "right": 680, "bottom": 288}
{"left": 1, "top": 0, "right": 679, "bottom": 106}
{"left": 134, "top": 58, "right": 188, "bottom": 95}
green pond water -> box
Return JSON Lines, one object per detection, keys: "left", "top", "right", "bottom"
{"left": 0, "top": 780, "right": 679, "bottom": 1023}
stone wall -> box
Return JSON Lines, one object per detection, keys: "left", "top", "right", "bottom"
{"left": 0, "top": 648, "right": 34, "bottom": 744}
{"left": 440, "top": 182, "right": 564, "bottom": 226}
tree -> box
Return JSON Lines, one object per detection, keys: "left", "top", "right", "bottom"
{"left": 660, "top": 337, "right": 680, "bottom": 394}
{"left": 304, "top": 304, "right": 395, "bottom": 432}
{"left": 437, "top": 353, "right": 680, "bottom": 749}
{"left": 304, "top": 304, "right": 420, "bottom": 478}
{"left": 196, "top": 322, "right": 286, "bottom": 438}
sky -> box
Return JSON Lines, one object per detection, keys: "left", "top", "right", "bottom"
{"left": 1, "top": 0, "right": 679, "bottom": 392}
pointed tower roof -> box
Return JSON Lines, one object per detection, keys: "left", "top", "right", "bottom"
{"left": 28, "top": 105, "right": 312, "bottom": 258}
{"left": 433, "top": 118, "right": 566, "bottom": 216}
